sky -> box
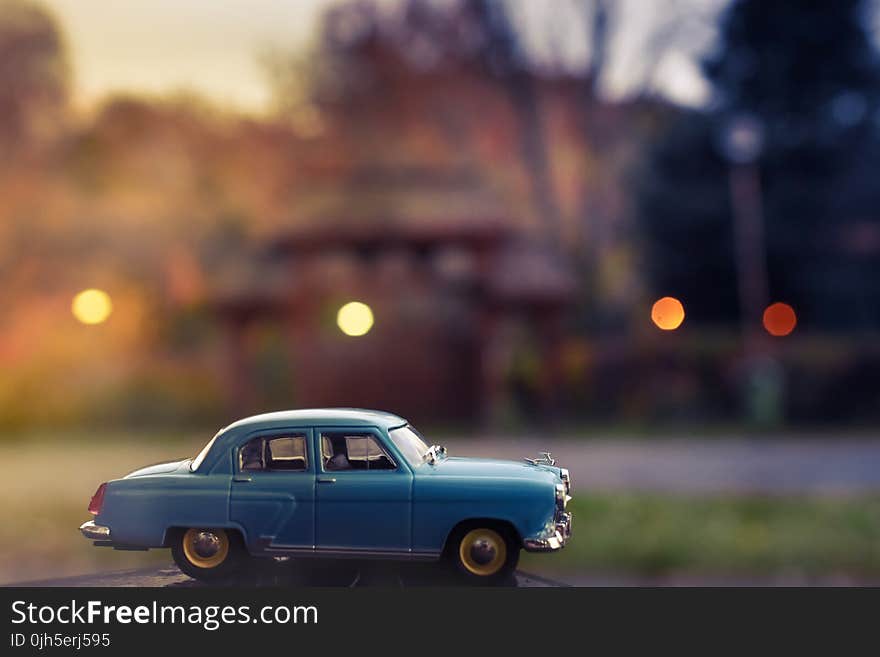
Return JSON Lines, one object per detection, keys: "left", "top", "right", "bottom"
{"left": 43, "top": 0, "right": 334, "bottom": 113}
{"left": 42, "top": 0, "right": 721, "bottom": 114}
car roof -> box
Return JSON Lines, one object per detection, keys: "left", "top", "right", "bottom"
{"left": 222, "top": 408, "right": 408, "bottom": 433}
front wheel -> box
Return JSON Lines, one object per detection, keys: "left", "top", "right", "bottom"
{"left": 171, "top": 528, "right": 246, "bottom": 581}
{"left": 448, "top": 523, "right": 519, "bottom": 584}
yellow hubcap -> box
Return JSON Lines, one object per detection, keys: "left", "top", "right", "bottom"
{"left": 459, "top": 528, "right": 506, "bottom": 576}
{"left": 182, "top": 528, "right": 229, "bottom": 569}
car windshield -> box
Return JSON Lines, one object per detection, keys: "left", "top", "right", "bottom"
{"left": 190, "top": 429, "right": 223, "bottom": 472}
{"left": 388, "top": 425, "right": 430, "bottom": 468}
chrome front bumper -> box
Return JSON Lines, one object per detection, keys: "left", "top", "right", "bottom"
{"left": 524, "top": 467, "right": 572, "bottom": 551}
{"left": 523, "top": 511, "right": 572, "bottom": 552}
{"left": 79, "top": 520, "right": 111, "bottom": 540}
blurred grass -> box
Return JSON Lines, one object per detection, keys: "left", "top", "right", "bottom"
{"left": 2, "top": 437, "right": 879, "bottom": 583}
{"left": 0, "top": 435, "right": 206, "bottom": 584}
{"left": 521, "top": 494, "right": 880, "bottom": 577}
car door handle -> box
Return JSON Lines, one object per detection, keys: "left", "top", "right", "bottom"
{"left": 233, "top": 475, "right": 252, "bottom": 483}
{"left": 317, "top": 477, "right": 336, "bottom": 484}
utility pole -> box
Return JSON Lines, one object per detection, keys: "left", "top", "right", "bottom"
{"left": 720, "top": 114, "right": 782, "bottom": 426}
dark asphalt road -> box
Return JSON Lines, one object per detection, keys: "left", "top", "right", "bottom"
{"left": 447, "top": 437, "right": 880, "bottom": 494}
{"left": 12, "top": 563, "right": 568, "bottom": 588}
{"left": 14, "top": 565, "right": 878, "bottom": 587}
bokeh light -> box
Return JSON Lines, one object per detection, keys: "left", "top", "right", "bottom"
{"left": 651, "top": 296, "right": 685, "bottom": 331}
{"left": 337, "top": 301, "right": 374, "bottom": 336}
{"left": 71, "top": 289, "right": 113, "bottom": 325}
{"left": 763, "top": 302, "right": 797, "bottom": 336}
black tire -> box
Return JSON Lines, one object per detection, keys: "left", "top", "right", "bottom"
{"left": 447, "top": 522, "right": 520, "bottom": 585}
{"left": 170, "top": 528, "right": 246, "bottom": 582}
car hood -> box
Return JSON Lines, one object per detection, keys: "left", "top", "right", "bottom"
{"left": 427, "top": 456, "right": 559, "bottom": 483}
{"left": 124, "top": 458, "right": 192, "bottom": 478}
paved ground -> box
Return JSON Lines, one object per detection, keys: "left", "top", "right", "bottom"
{"left": 444, "top": 436, "right": 880, "bottom": 494}
{"left": 15, "top": 564, "right": 880, "bottom": 587}
{"left": 13, "top": 563, "right": 567, "bottom": 588}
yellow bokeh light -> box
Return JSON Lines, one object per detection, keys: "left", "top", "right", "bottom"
{"left": 337, "top": 301, "right": 374, "bottom": 337}
{"left": 651, "top": 296, "right": 685, "bottom": 331}
{"left": 72, "top": 289, "right": 113, "bottom": 325}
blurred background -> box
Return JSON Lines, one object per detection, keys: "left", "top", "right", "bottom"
{"left": 1, "top": 0, "right": 879, "bottom": 584}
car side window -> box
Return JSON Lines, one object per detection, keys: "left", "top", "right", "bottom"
{"left": 239, "top": 434, "right": 308, "bottom": 472}
{"left": 321, "top": 432, "right": 396, "bottom": 471}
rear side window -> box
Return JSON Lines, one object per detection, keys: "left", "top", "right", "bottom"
{"left": 321, "top": 432, "right": 396, "bottom": 471}
{"left": 239, "top": 434, "right": 308, "bottom": 472}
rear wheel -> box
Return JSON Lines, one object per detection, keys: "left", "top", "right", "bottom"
{"left": 448, "top": 523, "right": 519, "bottom": 584}
{"left": 171, "top": 528, "right": 245, "bottom": 581}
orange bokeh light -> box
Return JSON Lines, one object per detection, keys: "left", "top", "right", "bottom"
{"left": 763, "top": 302, "right": 797, "bottom": 336}
{"left": 651, "top": 296, "right": 685, "bottom": 331}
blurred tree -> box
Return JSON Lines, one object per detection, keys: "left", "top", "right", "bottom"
{"left": 638, "top": 0, "right": 880, "bottom": 330}
{"left": 263, "top": 0, "right": 568, "bottom": 243}
{"left": 469, "top": 0, "right": 562, "bottom": 247}
{"left": 0, "top": 0, "right": 69, "bottom": 153}
{"left": 262, "top": 0, "right": 693, "bottom": 333}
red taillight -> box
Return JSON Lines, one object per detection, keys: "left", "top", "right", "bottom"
{"left": 88, "top": 483, "right": 107, "bottom": 516}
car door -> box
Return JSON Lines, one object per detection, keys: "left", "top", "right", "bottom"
{"left": 229, "top": 429, "right": 315, "bottom": 550}
{"left": 314, "top": 428, "right": 412, "bottom": 552}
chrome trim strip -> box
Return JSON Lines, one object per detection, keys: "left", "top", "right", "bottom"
{"left": 79, "top": 520, "right": 111, "bottom": 540}
{"left": 262, "top": 545, "right": 440, "bottom": 561}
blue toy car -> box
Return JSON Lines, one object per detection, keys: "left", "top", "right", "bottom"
{"left": 80, "top": 409, "right": 572, "bottom": 583}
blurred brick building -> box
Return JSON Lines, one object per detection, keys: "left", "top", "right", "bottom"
{"left": 213, "top": 166, "right": 573, "bottom": 423}
{"left": 205, "top": 4, "right": 666, "bottom": 424}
